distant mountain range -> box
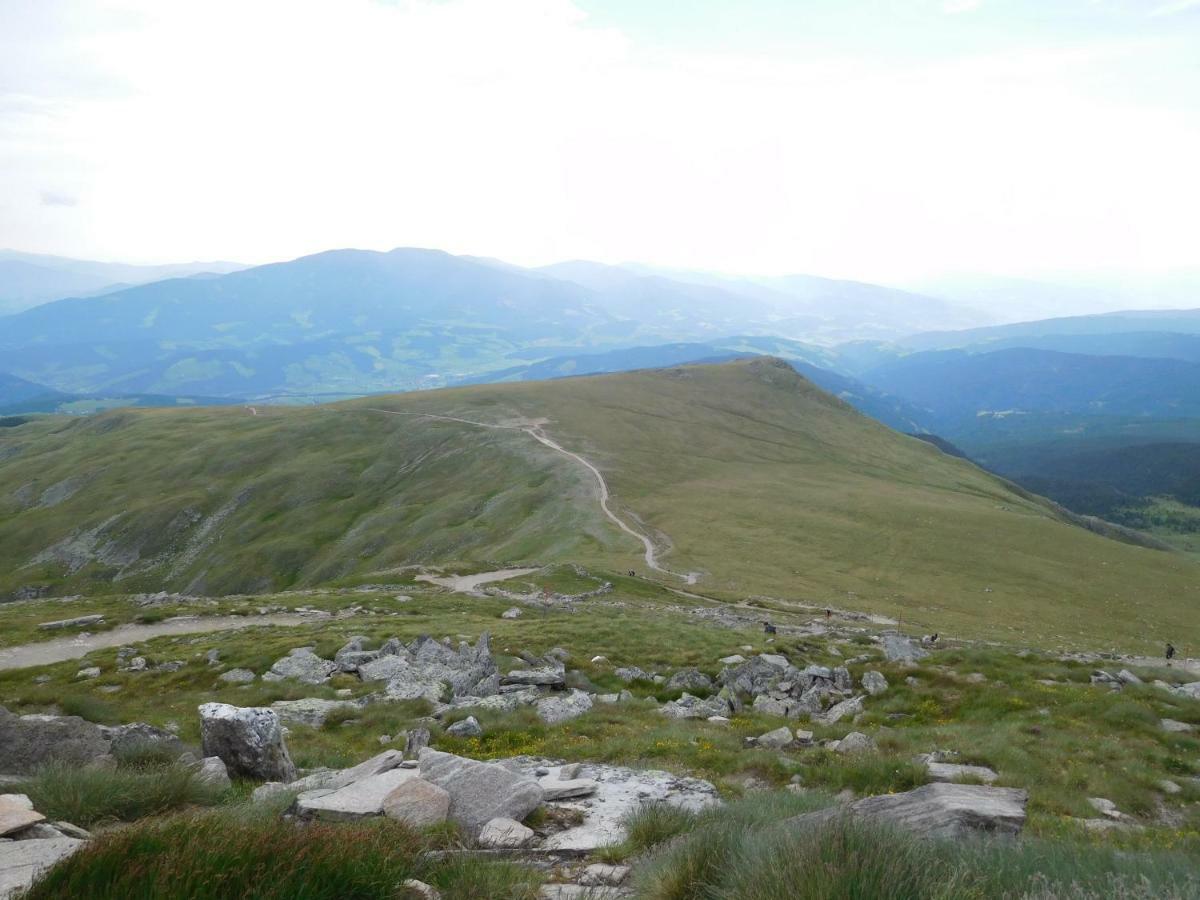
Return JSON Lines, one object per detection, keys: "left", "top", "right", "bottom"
{"left": 0, "top": 249, "right": 246, "bottom": 315}
{"left": 0, "top": 247, "right": 986, "bottom": 402}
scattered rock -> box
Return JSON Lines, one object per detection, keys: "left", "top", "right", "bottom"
{"left": 926, "top": 762, "right": 998, "bottom": 785}
{"left": 401, "top": 879, "right": 442, "bottom": 900}
{"left": 666, "top": 668, "right": 713, "bottom": 693}
{"left": 262, "top": 648, "right": 338, "bottom": 686}
{"left": 446, "top": 716, "right": 483, "bottom": 738}
{"left": 383, "top": 778, "right": 450, "bottom": 827}
{"left": 1115, "top": 670, "right": 1142, "bottom": 686}
{"left": 404, "top": 728, "right": 431, "bottom": 759}
{"left": 502, "top": 666, "right": 566, "bottom": 689}
{"left": 614, "top": 666, "right": 649, "bottom": 683}
{"left": 270, "top": 697, "right": 360, "bottom": 728}
{"left": 719, "top": 655, "right": 746, "bottom": 665}
{"left": 814, "top": 695, "right": 864, "bottom": 725}
{"left": 0, "top": 796, "right": 43, "bottom": 838}
{"left": 199, "top": 703, "right": 296, "bottom": 782}
{"left": 537, "top": 690, "right": 593, "bottom": 725}
{"left": 477, "top": 817, "right": 533, "bottom": 849}
{"left": 539, "top": 778, "right": 599, "bottom": 800}
{"left": 579, "top": 863, "right": 631, "bottom": 886}
{"left": 1087, "top": 797, "right": 1125, "bottom": 820}
{"left": 881, "top": 633, "right": 928, "bottom": 663}
{"left": 418, "top": 749, "right": 543, "bottom": 831}
{"left": 756, "top": 726, "right": 795, "bottom": 750}
{"left": 195, "top": 757, "right": 232, "bottom": 791}
{"left": 836, "top": 732, "right": 876, "bottom": 754}
{"left": 1159, "top": 779, "right": 1182, "bottom": 795}
{"left": 861, "top": 671, "right": 888, "bottom": 695}
{"left": 660, "top": 692, "right": 731, "bottom": 720}
{"left": 1161, "top": 718, "right": 1194, "bottom": 733}
{"left": 788, "top": 783, "right": 1026, "bottom": 838}
{"left": 219, "top": 668, "right": 257, "bottom": 684}
{"left": 501, "top": 608, "right": 522, "bottom": 619}
{"left": 74, "top": 667, "right": 100, "bottom": 680}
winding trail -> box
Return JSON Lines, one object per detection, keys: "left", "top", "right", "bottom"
{"left": 365, "top": 409, "right": 697, "bottom": 584}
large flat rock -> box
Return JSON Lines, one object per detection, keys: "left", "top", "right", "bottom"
{"left": 296, "top": 768, "right": 419, "bottom": 821}
{"left": 789, "top": 783, "right": 1027, "bottom": 839}
{"left": 0, "top": 837, "right": 83, "bottom": 899}
{"left": 0, "top": 795, "right": 44, "bottom": 838}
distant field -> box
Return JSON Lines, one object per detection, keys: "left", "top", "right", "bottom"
{"left": 2, "top": 358, "right": 1199, "bottom": 652}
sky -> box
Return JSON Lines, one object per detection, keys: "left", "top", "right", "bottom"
{"left": 1, "top": 0, "right": 1198, "bottom": 284}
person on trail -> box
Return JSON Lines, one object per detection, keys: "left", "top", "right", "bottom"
{"left": 1166, "top": 643, "right": 1177, "bottom": 663}
{"left": 763, "top": 621, "right": 777, "bottom": 635}
{"left": 825, "top": 609, "right": 832, "bottom": 619}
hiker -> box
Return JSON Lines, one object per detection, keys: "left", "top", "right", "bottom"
{"left": 1167, "top": 642, "right": 1177, "bottom": 663}
{"left": 825, "top": 609, "right": 832, "bottom": 619}
{"left": 628, "top": 570, "right": 636, "bottom": 578}
{"left": 763, "top": 621, "right": 777, "bottom": 635}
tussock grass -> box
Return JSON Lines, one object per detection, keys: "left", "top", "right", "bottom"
{"left": 21, "top": 807, "right": 540, "bottom": 900}
{"left": 58, "top": 693, "right": 121, "bottom": 724}
{"left": 633, "top": 798, "right": 1200, "bottom": 900}
{"left": 16, "top": 761, "right": 224, "bottom": 827}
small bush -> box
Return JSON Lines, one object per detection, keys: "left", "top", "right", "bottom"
{"left": 17, "top": 762, "right": 223, "bottom": 827}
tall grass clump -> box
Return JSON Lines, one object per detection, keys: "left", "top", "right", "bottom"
{"left": 17, "top": 761, "right": 224, "bottom": 827}
{"left": 633, "top": 797, "right": 1200, "bottom": 900}
{"left": 21, "top": 807, "right": 543, "bottom": 900}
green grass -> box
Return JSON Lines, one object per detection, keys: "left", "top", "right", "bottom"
{"left": 630, "top": 795, "right": 1200, "bottom": 900}
{"left": 3, "top": 359, "right": 1199, "bottom": 652}
{"left": 21, "top": 805, "right": 542, "bottom": 900}
{"left": 16, "top": 761, "right": 225, "bottom": 827}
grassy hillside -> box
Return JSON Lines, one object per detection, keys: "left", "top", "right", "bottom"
{"left": 2, "top": 358, "right": 1198, "bottom": 650}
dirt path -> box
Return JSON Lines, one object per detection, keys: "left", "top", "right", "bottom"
{"left": 364, "top": 409, "right": 697, "bottom": 584}
{"left": 0, "top": 614, "right": 310, "bottom": 671}
{"left": 415, "top": 568, "right": 541, "bottom": 593}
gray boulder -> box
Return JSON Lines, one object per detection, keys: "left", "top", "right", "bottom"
{"left": 418, "top": 749, "right": 543, "bottom": 831}
{"left": 0, "top": 707, "right": 113, "bottom": 775}
{"left": 666, "top": 668, "right": 713, "bottom": 693}
{"left": 861, "top": 671, "right": 888, "bottom": 695}
{"left": 37, "top": 614, "right": 104, "bottom": 631}
{"left": 271, "top": 697, "right": 361, "bottom": 728}
{"left": 0, "top": 795, "right": 43, "bottom": 838}
{"left": 262, "top": 648, "right": 337, "bottom": 686}
{"left": 198, "top": 703, "right": 296, "bottom": 782}
{"left": 195, "top": 757, "right": 232, "bottom": 791}
{"left": 478, "top": 816, "right": 533, "bottom": 849}
{"left": 537, "top": 690, "right": 593, "bottom": 725}
{"left": 446, "top": 716, "right": 483, "bottom": 738}
{"left": 501, "top": 666, "right": 566, "bottom": 688}
{"left": 383, "top": 778, "right": 450, "bottom": 827}
{"left": 614, "top": 666, "right": 650, "bottom": 683}
{"left": 756, "top": 726, "right": 794, "bottom": 750}
{"left": 836, "top": 732, "right": 876, "bottom": 754}
{"left": 926, "top": 762, "right": 998, "bottom": 785}
{"left": 788, "top": 783, "right": 1027, "bottom": 839}
{"left": 814, "top": 695, "right": 864, "bottom": 725}
{"left": 219, "top": 668, "right": 256, "bottom": 684}
{"left": 881, "top": 633, "right": 928, "bottom": 663}
{"left": 659, "top": 692, "right": 731, "bottom": 720}
{"left": 718, "top": 655, "right": 798, "bottom": 698}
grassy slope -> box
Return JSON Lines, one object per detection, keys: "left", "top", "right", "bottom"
{"left": 2, "top": 358, "right": 1198, "bottom": 650}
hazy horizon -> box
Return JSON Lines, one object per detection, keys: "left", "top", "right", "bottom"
{"left": 2, "top": 0, "right": 1198, "bottom": 298}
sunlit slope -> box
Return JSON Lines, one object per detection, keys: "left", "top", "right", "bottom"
{"left": 358, "top": 358, "right": 1200, "bottom": 648}
{"left": 2, "top": 357, "right": 1197, "bottom": 649}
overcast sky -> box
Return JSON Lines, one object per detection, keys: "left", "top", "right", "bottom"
{"left": 1, "top": 0, "right": 1198, "bottom": 282}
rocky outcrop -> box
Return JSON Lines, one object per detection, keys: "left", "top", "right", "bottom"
{"left": 296, "top": 769, "right": 419, "bottom": 821}
{"left": 880, "top": 633, "right": 928, "bottom": 663}
{"left": 0, "top": 795, "right": 87, "bottom": 899}
{"left": 788, "top": 783, "right": 1027, "bottom": 839}
{"left": 418, "top": 748, "right": 543, "bottom": 832}
{"left": 270, "top": 697, "right": 362, "bottom": 728}
{"left": 0, "top": 707, "right": 182, "bottom": 775}
{"left": 861, "top": 671, "right": 888, "bottom": 695}
{"left": 359, "top": 634, "right": 497, "bottom": 704}
{"left": 665, "top": 668, "right": 713, "bottom": 693}
{"left": 478, "top": 817, "right": 533, "bottom": 849}
{"left": 198, "top": 703, "right": 296, "bottom": 782}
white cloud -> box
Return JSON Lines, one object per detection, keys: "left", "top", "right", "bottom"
{"left": 1151, "top": 0, "right": 1200, "bottom": 16}
{"left": 0, "top": 0, "right": 1197, "bottom": 283}
{"left": 942, "top": 0, "right": 983, "bottom": 14}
